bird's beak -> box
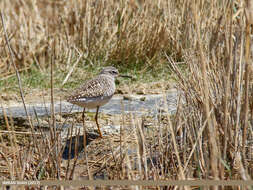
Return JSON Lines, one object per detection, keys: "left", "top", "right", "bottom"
{"left": 119, "top": 74, "right": 132, "bottom": 78}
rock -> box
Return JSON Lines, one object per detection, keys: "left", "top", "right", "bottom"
{"left": 102, "top": 125, "right": 121, "bottom": 134}
{"left": 55, "top": 114, "right": 63, "bottom": 122}
{"left": 123, "top": 95, "right": 146, "bottom": 101}
{"left": 123, "top": 95, "right": 134, "bottom": 101}
{"left": 136, "top": 88, "right": 146, "bottom": 95}
{"left": 140, "top": 97, "right": 146, "bottom": 101}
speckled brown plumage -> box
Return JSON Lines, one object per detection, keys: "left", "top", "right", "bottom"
{"left": 67, "top": 74, "right": 115, "bottom": 103}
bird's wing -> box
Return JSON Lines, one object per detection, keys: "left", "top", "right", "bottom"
{"left": 67, "top": 75, "right": 111, "bottom": 102}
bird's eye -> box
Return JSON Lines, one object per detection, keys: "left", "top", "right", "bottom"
{"left": 111, "top": 70, "right": 118, "bottom": 74}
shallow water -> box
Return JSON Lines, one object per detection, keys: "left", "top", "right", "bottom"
{"left": 0, "top": 91, "right": 178, "bottom": 118}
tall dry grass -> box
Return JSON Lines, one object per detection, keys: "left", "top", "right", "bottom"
{"left": 168, "top": 0, "right": 253, "bottom": 182}
{"left": 0, "top": 0, "right": 183, "bottom": 78}
{"left": 0, "top": 0, "right": 252, "bottom": 189}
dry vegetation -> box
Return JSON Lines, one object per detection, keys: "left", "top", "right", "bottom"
{"left": 0, "top": 0, "right": 178, "bottom": 83}
{"left": 0, "top": 0, "right": 253, "bottom": 189}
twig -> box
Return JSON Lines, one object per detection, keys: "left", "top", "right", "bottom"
{"left": 242, "top": 0, "right": 252, "bottom": 169}
{"left": 50, "top": 51, "right": 56, "bottom": 139}
{"left": 192, "top": 1, "right": 219, "bottom": 181}
{"left": 62, "top": 53, "right": 84, "bottom": 85}
{"left": 0, "top": 12, "right": 33, "bottom": 129}
{"left": 0, "top": 130, "right": 41, "bottom": 135}
{"left": 221, "top": 2, "right": 233, "bottom": 179}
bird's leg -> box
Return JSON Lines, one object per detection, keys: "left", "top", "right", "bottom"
{"left": 82, "top": 108, "right": 87, "bottom": 147}
{"left": 82, "top": 108, "right": 85, "bottom": 126}
{"left": 95, "top": 106, "right": 103, "bottom": 138}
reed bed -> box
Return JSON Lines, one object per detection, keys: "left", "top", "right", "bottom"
{"left": 0, "top": 0, "right": 252, "bottom": 189}
{"left": 0, "top": 0, "right": 180, "bottom": 77}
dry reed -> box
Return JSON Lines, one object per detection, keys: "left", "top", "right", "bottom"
{"left": 0, "top": 0, "right": 252, "bottom": 190}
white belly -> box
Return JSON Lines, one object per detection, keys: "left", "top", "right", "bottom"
{"left": 69, "top": 95, "right": 113, "bottom": 109}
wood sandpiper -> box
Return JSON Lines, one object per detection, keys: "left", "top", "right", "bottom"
{"left": 67, "top": 66, "right": 130, "bottom": 138}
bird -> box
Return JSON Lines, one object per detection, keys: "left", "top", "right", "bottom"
{"left": 67, "top": 66, "right": 129, "bottom": 138}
